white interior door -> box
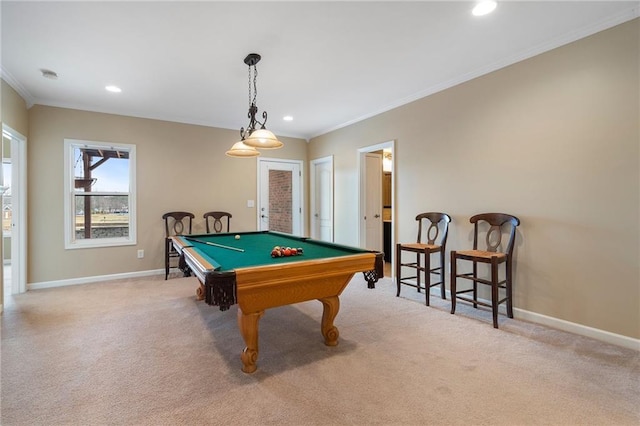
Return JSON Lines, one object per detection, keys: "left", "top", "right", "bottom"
{"left": 258, "top": 159, "right": 303, "bottom": 236}
{"left": 362, "top": 153, "right": 383, "bottom": 251}
{"left": 310, "top": 156, "right": 333, "bottom": 242}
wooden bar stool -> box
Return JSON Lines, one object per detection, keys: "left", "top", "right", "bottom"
{"left": 396, "top": 212, "right": 451, "bottom": 306}
{"left": 162, "top": 211, "right": 194, "bottom": 280}
{"left": 203, "top": 211, "right": 232, "bottom": 233}
{"left": 450, "top": 213, "right": 520, "bottom": 328}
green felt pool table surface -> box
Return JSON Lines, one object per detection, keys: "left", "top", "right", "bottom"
{"left": 173, "top": 231, "right": 373, "bottom": 272}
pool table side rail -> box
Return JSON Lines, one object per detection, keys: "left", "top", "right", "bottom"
{"left": 210, "top": 251, "right": 380, "bottom": 313}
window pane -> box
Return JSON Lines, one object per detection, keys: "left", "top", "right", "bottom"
{"left": 73, "top": 147, "right": 130, "bottom": 193}
{"left": 74, "top": 195, "right": 129, "bottom": 240}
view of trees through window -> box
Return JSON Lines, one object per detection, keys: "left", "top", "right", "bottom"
{"left": 74, "top": 196, "right": 130, "bottom": 239}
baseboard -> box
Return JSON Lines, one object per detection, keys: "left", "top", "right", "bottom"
{"left": 405, "top": 280, "right": 640, "bottom": 351}
{"left": 513, "top": 308, "right": 640, "bottom": 351}
{"left": 28, "top": 269, "right": 165, "bottom": 290}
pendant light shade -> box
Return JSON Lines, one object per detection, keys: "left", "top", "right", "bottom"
{"left": 243, "top": 128, "right": 283, "bottom": 149}
{"left": 225, "top": 140, "right": 260, "bottom": 157}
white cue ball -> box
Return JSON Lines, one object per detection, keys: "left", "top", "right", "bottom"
{"left": 235, "top": 235, "right": 240, "bottom": 240}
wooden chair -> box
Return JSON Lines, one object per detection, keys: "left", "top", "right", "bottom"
{"left": 203, "top": 211, "right": 232, "bottom": 233}
{"left": 162, "top": 211, "right": 194, "bottom": 280}
{"left": 396, "top": 212, "right": 451, "bottom": 306}
{"left": 450, "top": 213, "right": 520, "bottom": 328}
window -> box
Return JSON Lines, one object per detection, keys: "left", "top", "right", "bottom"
{"left": 64, "top": 139, "right": 136, "bottom": 249}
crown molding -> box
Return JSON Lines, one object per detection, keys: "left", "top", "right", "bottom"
{"left": 0, "top": 66, "right": 35, "bottom": 108}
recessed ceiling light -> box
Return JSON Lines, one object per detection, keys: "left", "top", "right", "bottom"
{"left": 40, "top": 69, "right": 58, "bottom": 80}
{"left": 472, "top": 1, "right": 497, "bottom": 16}
{"left": 105, "top": 85, "right": 122, "bottom": 93}
{"left": 283, "top": 116, "right": 293, "bottom": 121}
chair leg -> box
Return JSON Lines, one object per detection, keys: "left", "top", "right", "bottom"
{"left": 424, "top": 249, "right": 431, "bottom": 306}
{"left": 472, "top": 261, "right": 478, "bottom": 309}
{"left": 165, "top": 238, "right": 170, "bottom": 280}
{"left": 506, "top": 257, "right": 514, "bottom": 318}
{"left": 416, "top": 251, "right": 422, "bottom": 293}
{"left": 491, "top": 257, "right": 499, "bottom": 328}
{"left": 439, "top": 248, "right": 446, "bottom": 300}
{"left": 450, "top": 251, "right": 457, "bottom": 314}
{"left": 395, "top": 244, "right": 402, "bottom": 297}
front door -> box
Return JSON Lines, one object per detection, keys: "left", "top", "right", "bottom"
{"left": 258, "top": 159, "right": 303, "bottom": 236}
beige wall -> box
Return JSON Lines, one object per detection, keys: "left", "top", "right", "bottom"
{"left": 1, "top": 79, "right": 29, "bottom": 137}
{"left": 28, "top": 106, "right": 307, "bottom": 283}
{"left": 309, "top": 20, "right": 639, "bottom": 339}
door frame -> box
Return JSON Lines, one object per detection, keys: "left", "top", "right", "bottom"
{"left": 358, "top": 140, "right": 395, "bottom": 276}
{"left": 310, "top": 156, "right": 334, "bottom": 241}
{"left": 1, "top": 124, "right": 27, "bottom": 302}
{"left": 256, "top": 157, "right": 304, "bottom": 236}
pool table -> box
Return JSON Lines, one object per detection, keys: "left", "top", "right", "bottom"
{"left": 171, "top": 231, "right": 383, "bottom": 373}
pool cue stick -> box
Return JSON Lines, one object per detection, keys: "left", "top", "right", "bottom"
{"left": 185, "top": 237, "right": 245, "bottom": 252}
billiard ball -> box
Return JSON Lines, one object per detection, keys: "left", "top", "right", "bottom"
{"left": 235, "top": 235, "right": 240, "bottom": 240}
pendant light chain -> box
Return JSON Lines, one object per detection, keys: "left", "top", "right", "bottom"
{"left": 247, "top": 65, "right": 252, "bottom": 108}
{"left": 248, "top": 64, "right": 258, "bottom": 108}
{"left": 253, "top": 65, "right": 258, "bottom": 106}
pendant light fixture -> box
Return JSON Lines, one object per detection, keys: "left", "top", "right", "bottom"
{"left": 226, "top": 53, "right": 283, "bottom": 157}
{"left": 225, "top": 140, "right": 260, "bottom": 157}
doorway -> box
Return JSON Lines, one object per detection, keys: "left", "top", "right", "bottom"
{"left": 358, "top": 141, "right": 394, "bottom": 278}
{"left": 257, "top": 158, "right": 303, "bottom": 236}
{"left": 1, "top": 124, "right": 27, "bottom": 305}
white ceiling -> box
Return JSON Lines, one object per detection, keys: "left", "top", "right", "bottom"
{"left": 1, "top": 1, "right": 638, "bottom": 141}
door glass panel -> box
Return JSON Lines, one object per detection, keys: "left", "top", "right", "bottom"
{"left": 268, "top": 169, "right": 292, "bottom": 233}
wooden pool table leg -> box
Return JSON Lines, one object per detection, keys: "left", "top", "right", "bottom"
{"left": 237, "top": 308, "right": 264, "bottom": 373}
{"left": 195, "top": 282, "right": 205, "bottom": 300}
{"left": 319, "top": 296, "right": 340, "bottom": 346}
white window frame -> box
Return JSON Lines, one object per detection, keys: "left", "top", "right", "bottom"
{"left": 63, "top": 139, "right": 137, "bottom": 249}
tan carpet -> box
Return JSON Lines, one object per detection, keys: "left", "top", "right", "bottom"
{"left": 1, "top": 274, "right": 638, "bottom": 425}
